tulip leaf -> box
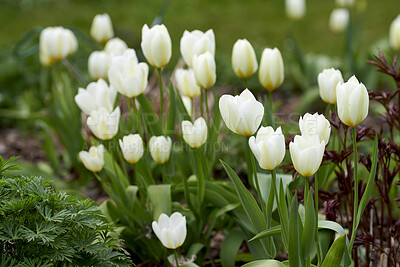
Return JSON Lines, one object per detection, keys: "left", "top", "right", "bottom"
{"left": 301, "top": 190, "right": 315, "bottom": 260}
{"left": 137, "top": 93, "right": 162, "bottom": 136}
{"left": 147, "top": 184, "right": 171, "bottom": 220}
{"left": 125, "top": 185, "right": 138, "bottom": 210}
{"left": 257, "top": 173, "right": 292, "bottom": 210}
{"left": 278, "top": 181, "right": 289, "bottom": 250}
{"left": 320, "top": 235, "right": 346, "bottom": 267}
{"left": 221, "top": 228, "right": 244, "bottom": 267}
{"left": 187, "top": 243, "right": 205, "bottom": 259}
{"left": 242, "top": 260, "right": 286, "bottom": 267}
{"left": 288, "top": 192, "right": 302, "bottom": 267}
{"left": 249, "top": 225, "right": 282, "bottom": 242}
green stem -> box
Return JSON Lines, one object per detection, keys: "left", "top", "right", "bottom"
{"left": 200, "top": 88, "right": 204, "bottom": 118}
{"left": 315, "top": 172, "right": 323, "bottom": 264}
{"left": 268, "top": 91, "right": 275, "bottom": 128}
{"left": 349, "top": 127, "right": 358, "bottom": 252}
{"left": 173, "top": 249, "right": 180, "bottom": 267}
{"left": 205, "top": 89, "right": 210, "bottom": 124}
{"left": 132, "top": 97, "right": 143, "bottom": 136}
{"left": 157, "top": 68, "right": 164, "bottom": 129}
{"left": 244, "top": 78, "right": 248, "bottom": 89}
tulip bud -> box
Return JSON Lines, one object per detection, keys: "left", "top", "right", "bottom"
{"left": 149, "top": 136, "right": 172, "bottom": 164}
{"left": 104, "top": 38, "right": 128, "bottom": 56}
{"left": 231, "top": 39, "right": 258, "bottom": 79}
{"left": 258, "top": 48, "right": 284, "bottom": 92}
{"left": 88, "top": 51, "right": 109, "bottom": 80}
{"left": 192, "top": 51, "right": 216, "bottom": 89}
{"left": 317, "top": 68, "right": 344, "bottom": 104}
{"left": 75, "top": 79, "right": 117, "bottom": 115}
{"left": 180, "top": 29, "right": 215, "bottom": 68}
{"left": 329, "top": 9, "right": 350, "bottom": 33}
{"left": 141, "top": 24, "right": 172, "bottom": 68}
{"left": 289, "top": 135, "right": 326, "bottom": 177}
{"left": 219, "top": 89, "right": 264, "bottom": 136}
{"left": 39, "top": 27, "right": 78, "bottom": 66}
{"left": 175, "top": 69, "right": 201, "bottom": 98}
{"left": 336, "top": 76, "right": 369, "bottom": 127}
{"left": 108, "top": 49, "right": 148, "bottom": 98}
{"left": 119, "top": 134, "right": 144, "bottom": 164}
{"left": 181, "top": 117, "right": 208, "bottom": 148}
{"left": 86, "top": 107, "right": 120, "bottom": 140}
{"left": 249, "top": 126, "right": 285, "bottom": 170}
{"left": 90, "top": 13, "right": 114, "bottom": 44}
{"left": 389, "top": 15, "right": 400, "bottom": 50}
{"left": 285, "top": 0, "right": 305, "bottom": 20}
{"left": 152, "top": 212, "right": 187, "bottom": 249}
{"left": 335, "top": 0, "right": 355, "bottom": 8}
{"left": 299, "top": 113, "right": 331, "bottom": 144}
{"left": 181, "top": 96, "right": 193, "bottom": 117}
{"left": 79, "top": 144, "right": 104, "bottom": 172}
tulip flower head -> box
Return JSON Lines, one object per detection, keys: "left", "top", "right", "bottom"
{"left": 389, "top": 15, "right": 400, "bottom": 51}
{"left": 119, "top": 134, "right": 144, "bottom": 164}
{"left": 249, "top": 126, "right": 286, "bottom": 170}
{"left": 108, "top": 49, "right": 149, "bottom": 98}
{"left": 318, "top": 68, "right": 344, "bottom": 104}
{"left": 39, "top": 26, "right": 78, "bottom": 66}
{"left": 219, "top": 89, "right": 264, "bottom": 136}
{"left": 336, "top": 76, "right": 369, "bottom": 127}
{"left": 259, "top": 48, "right": 284, "bottom": 92}
{"left": 285, "top": 0, "right": 305, "bottom": 20}
{"left": 86, "top": 107, "right": 121, "bottom": 140}
{"left": 104, "top": 38, "right": 128, "bottom": 56}
{"left": 88, "top": 51, "right": 109, "bottom": 80}
{"left": 181, "top": 96, "right": 193, "bottom": 117}
{"left": 192, "top": 51, "right": 217, "bottom": 89}
{"left": 175, "top": 69, "right": 201, "bottom": 98}
{"left": 289, "top": 135, "right": 326, "bottom": 177}
{"left": 231, "top": 39, "right": 258, "bottom": 79}
{"left": 90, "top": 13, "right": 114, "bottom": 43}
{"left": 180, "top": 29, "right": 215, "bottom": 68}
{"left": 152, "top": 212, "right": 187, "bottom": 249}
{"left": 79, "top": 144, "right": 105, "bottom": 172}
{"left": 299, "top": 113, "right": 331, "bottom": 144}
{"left": 149, "top": 136, "right": 172, "bottom": 164}
{"left": 329, "top": 9, "right": 350, "bottom": 33}
{"left": 75, "top": 79, "right": 117, "bottom": 115}
{"left": 181, "top": 117, "right": 208, "bottom": 148}
{"left": 141, "top": 24, "right": 172, "bottom": 68}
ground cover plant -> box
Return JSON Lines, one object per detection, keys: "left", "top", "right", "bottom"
{"left": 0, "top": 0, "right": 399, "bottom": 266}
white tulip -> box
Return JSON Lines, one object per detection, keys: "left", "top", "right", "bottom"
{"left": 232, "top": 39, "right": 258, "bottom": 79}
{"left": 181, "top": 117, "right": 208, "bottom": 148}
{"left": 149, "top": 136, "right": 172, "bottom": 164}
{"left": 299, "top": 113, "right": 331, "bottom": 144}
{"left": 336, "top": 76, "right": 369, "bottom": 127}
{"left": 152, "top": 212, "right": 187, "bottom": 249}
{"left": 86, "top": 107, "right": 120, "bottom": 140}
{"left": 88, "top": 51, "right": 109, "bottom": 80}
{"left": 259, "top": 48, "right": 284, "bottom": 92}
{"left": 75, "top": 79, "right": 117, "bottom": 115}
{"left": 181, "top": 96, "right": 193, "bottom": 117}
{"left": 104, "top": 38, "right": 128, "bottom": 56}
{"left": 249, "top": 126, "right": 286, "bottom": 170}
{"left": 318, "top": 68, "right": 344, "bottom": 104}
{"left": 79, "top": 144, "right": 104, "bottom": 172}
{"left": 90, "top": 13, "right": 114, "bottom": 43}
{"left": 119, "top": 134, "right": 144, "bottom": 164}
{"left": 219, "top": 89, "right": 264, "bottom": 136}
{"left": 285, "top": 0, "right": 305, "bottom": 20}
{"left": 175, "top": 69, "right": 200, "bottom": 98}
{"left": 289, "top": 135, "right": 325, "bottom": 177}
{"left": 192, "top": 51, "right": 216, "bottom": 89}
{"left": 39, "top": 26, "right": 78, "bottom": 66}
{"left": 141, "top": 24, "right": 172, "bottom": 68}
{"left": 389, "top": 15, "right": 400, "bottom": 51}
{"left": 329, "top": 9, "right": 350, "bottom": 33}
{"left": 108, "top": 49, "right": 149, "bottom": 98}
{"left": 180, "top": 29, "right": 215, "bottom": 68}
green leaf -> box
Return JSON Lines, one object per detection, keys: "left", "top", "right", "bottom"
{"left": 221, "top": 228, "right": 244, "bottom": 267}
{"left": 288, "top": 192, "right": 302, "bottom": 267}
{"left": 249, "top": 225, "right": 282, "bottom": 242}
{"left": 258, "top": 173, "right": 292, "bottom": 211}
{"left": 278, "top": 181, "right": 289, "bottom": 250}
{"left": 301, "top": 190, "right": 315, "bottom": 260}
{"left": 137, "top": 94, "right": 162, "bottom": 136}
{"left": 125, "top": 185, "right": 138, "bottom": 210}
{"left": 187, "top": 243, "right": 204, "bottom": 259}
{"left": 321, "top": 235, "right": 346, "bottom": 267}
{"left": 147, "top": 184, "right": 171, "bottom": 220}
{"left": 242, "top": 260, "right": 286, "bottom": 267}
